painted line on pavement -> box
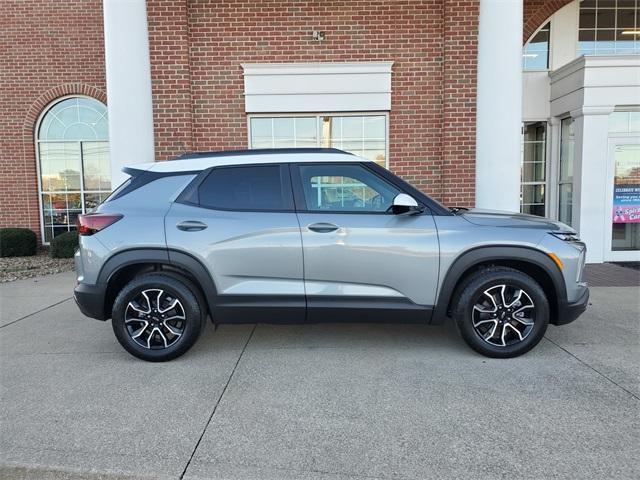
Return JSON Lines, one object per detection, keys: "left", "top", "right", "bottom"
{"left": 544, "top": 335, "right": 639, "bottom": 401}
{"left": 0, "top": 297, "right": 72, "bottom": 330}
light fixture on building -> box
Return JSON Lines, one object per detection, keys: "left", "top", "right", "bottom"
{"left": 312, "top": 31, "right": 326, "bottom": 41}
{"left": 621, "top": 30, "right": 640, "bottom": 35}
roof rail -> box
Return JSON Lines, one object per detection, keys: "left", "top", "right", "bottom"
{"left": 173, "top": 148, "right": 352, "bottom": 160}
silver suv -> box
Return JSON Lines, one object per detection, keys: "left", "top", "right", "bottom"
{"left": 74, "top": 148, "right": 589, "bottom": 361}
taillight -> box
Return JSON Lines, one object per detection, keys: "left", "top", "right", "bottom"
{"left": 77, "top": 213, "right": 123, "bottom": 236}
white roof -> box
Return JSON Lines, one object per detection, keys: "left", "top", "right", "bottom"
{"left": 126, "top": 150, "right": 369, "bottom": 173}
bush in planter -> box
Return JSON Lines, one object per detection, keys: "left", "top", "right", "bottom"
{"left": 50, "top": 231, "right": 79, "bottom": 258}
{"left": 0, "top": 228, "right": 37, "bottom": 257}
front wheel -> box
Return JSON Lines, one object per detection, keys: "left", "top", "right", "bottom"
{"left": 111, "top": 273, "right": 204, "bottom": 361}
{"left": 452, "top": 267, "right": 549, "bottom": 358}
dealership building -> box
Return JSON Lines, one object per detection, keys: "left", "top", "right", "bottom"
{"left": 1, "top": 0, "right": 638, "bottom": 263}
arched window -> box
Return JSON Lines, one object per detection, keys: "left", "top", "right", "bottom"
{"left": 37, "top": 97, "right": 110, "bottom": 243}
{"left": 523, "top": 22, "right": 551, "bottom": 71}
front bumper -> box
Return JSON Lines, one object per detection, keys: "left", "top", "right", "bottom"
{"left": 74, "top": 283, "right": 108, "bottom": 321}
{"left": 555, "top": 286, "right": 589, "bottom": 325}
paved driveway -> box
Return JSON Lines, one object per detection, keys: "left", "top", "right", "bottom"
{"left": 1, "top": 271, "right": 638, "bottom": 480}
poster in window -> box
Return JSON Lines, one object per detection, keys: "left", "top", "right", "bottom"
{"left": 612, "top": 184, "right": 640, "bottom": 224}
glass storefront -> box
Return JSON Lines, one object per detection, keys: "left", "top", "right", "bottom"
{"left": 609, "top": 112, "right": 640, "bottom": 252}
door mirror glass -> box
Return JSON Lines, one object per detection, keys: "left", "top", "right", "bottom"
{"left": 392, "top": 193, "right": 421, "bottom": 215}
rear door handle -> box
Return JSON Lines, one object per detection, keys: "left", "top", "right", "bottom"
{"left": 308, "top": 222, "right": 340, "bottom": 233}
{"left": 177, "top": 220, "right": 208, "bottom": 232}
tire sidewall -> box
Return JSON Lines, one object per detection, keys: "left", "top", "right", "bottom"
{"left": 455, "top": 270, "right": 549, "bottom": 358}
{"left": 112, "top": 274, "right": 202, "bottom": 362}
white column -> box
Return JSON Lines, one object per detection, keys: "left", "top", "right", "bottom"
{"left": 103, "top": 0, "right": 155, "bottom": 187}
{"left": 570, "top": 106, "right": 614, "bottom": 263}
{"left": 475, "top": 0, "right": 523, "bottom": 212}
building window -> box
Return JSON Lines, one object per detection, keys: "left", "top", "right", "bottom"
{"left": 578, "top": 0, "right": 640, "bottom": 56}
{"left": 37, "top": 97, "right": 110, "bottom": 243}
{"left": 249, "top": 114, "right": 388, "bottom": 167}
{"left": 521, "top": 122, "right": 547, "bottom": 216}
{"left": 558, "top": 117, "right": 575, "bottom": 226}
{"left": 523, "top": 22, "right": 551, "bottom": 70}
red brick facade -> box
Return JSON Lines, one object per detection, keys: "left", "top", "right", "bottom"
{"left": 0, "top": 0, "right": 106, "bottom": 238}
{"left": 0, "top": 0, "right": 567, "bottom": 241}
{"left": 147, "top": 0, "right": 480, "bottom": 205}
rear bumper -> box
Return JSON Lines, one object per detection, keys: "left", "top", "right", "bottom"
{"left": 555, "top": 287, "right": 589, "bottom": 325}
{"left": 74, "top": 283, "right": 108, "bottom": 321}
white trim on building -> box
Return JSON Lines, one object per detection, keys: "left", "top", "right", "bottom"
{"left": 476, "top": 0, "right": 524, "bottom": 212}
{"left": 103, "top": 0, "right": 155, "bottom": 187}
{"left": 241, "top": 62, "right": 394, "bottom": 113}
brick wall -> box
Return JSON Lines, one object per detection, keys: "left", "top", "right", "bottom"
{"left": 0, "top": 0, "right": 573, "bottom": 240}
{"left": 523, "top": 0, "right": 573, "bottom": 42}
{"left": 0, "top": 0, "right": 106, "bottom": 240}
{"left": 147, "top": 0, "right": 480, "bottom": 205}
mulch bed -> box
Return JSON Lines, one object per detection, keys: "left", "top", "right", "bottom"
{"left": 0, "top": 251, "right": 74, "bottom": 283}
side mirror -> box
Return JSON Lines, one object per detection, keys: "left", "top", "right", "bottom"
{"left": 391, "top": 193, "right": 422, "bottom": 215}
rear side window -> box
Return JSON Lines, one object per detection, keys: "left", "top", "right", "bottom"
{"left": 197, "top": 165, "right": 293, "bottom": 211}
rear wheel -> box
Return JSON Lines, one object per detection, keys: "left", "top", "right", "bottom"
{"left": 452, "top": 267, "right": 549, "bottom": 358}
{"left": 112, "top": 273, "right": 203, "bottom": 361}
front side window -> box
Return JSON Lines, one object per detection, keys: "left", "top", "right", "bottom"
{"left": 521, "top": 122, "right": 547, "bottom": 216}
{"left": 197, "top": 165, "right": 292, "bottom": 211}
{"left": 558, "top": 117, "right": 575, "bottom": 226}
{"left": 297, "top": 164, "right": 400, "bottom": 213}
{"left": 578, "top": 0, "right": 639, "bottom": 56}
{"left": 523, "top": 22, "right": 551, "bottom": 70}
{"left": 37, "top": 97, "right": 110, "bottom": 243}
{"left": 249, "top": 114, "right": 387, "bottom": 167}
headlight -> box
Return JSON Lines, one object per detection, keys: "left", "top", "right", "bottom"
{"left": 549, "top": 231, "right": 581, "bottom": 243}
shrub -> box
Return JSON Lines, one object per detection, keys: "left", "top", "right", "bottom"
{"left": 50, "top": 231, "right": 79, "bottom": 258}
{"left": 0, "top": 228, "right": 37, "bottom": 257}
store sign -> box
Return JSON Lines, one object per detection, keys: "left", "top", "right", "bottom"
{"left": 612, "top": 184, "right": 640, "bottom": 224}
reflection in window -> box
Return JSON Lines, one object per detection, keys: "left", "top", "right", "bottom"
{"left": 520, "top": 122, "right": 547, "bottom": 216}
{"left": 523, "top": 23, "right": 551, "bottom": 70}
{"left": 609, "top": 111, "right": 640, "bottom": 134}
{"left": 299, "top": 164, "right": 399, "bottom": 212}
{"left": 578, "top": 0, "right": 640, "bottom": 56}
{"left": 249, "top": 114, "right": 387, "bottom": 167}
{"left": 558, "top": 118, "right": 575, "bottom": 226}
{"left": 37, "top": 97, "right": 110, "bottom": 242}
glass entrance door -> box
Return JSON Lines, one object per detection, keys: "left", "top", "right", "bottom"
{"left": 606, "top": 140, "right": 640, "bottom": 261}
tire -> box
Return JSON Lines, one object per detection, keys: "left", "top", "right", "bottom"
{"left": 111, "top": 273, "right": 204, "bottom": 361}
{"left": 452, "top": 267, "right": 549, "bottom": 358}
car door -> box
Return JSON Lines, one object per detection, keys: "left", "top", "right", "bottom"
{"left": 165, "top": 163, "right": 304, "bottom": 322}
{"left": 291, "top": 162, "right": 440, "bottom": 323}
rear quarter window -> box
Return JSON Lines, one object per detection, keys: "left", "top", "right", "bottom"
{"left": 197, "top": 165, "right": 293, "bottom": 211}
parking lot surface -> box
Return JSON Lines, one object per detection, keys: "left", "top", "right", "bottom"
{"left": 1, "top": 269, "right": 638, "bottom": 480}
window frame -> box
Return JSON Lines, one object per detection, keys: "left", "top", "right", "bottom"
{"left": 176, "top": 163, "right": 295, "bottom": 213}
{"left": 35, "top": 94, "right": 110, "bottom": 244}
{"left": 520, "top": 121, "right": 549, "bottom": 217}
{"left": 247, "top": 112, "right": 390, "bottom": 169}
{"left": 557, "top": 116, "right": 575, "bottom": 226}
{"left": 522, "top": 22, "right": 551, "bottom": 72}
{"left": 290, "top": 161, "right": 437, "bottom": 216}
{"left": 578, "top": 0, "right": 640, "bottom": 57}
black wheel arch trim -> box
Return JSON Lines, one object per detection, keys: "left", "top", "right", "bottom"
{"left": 96, "top": 248, "right": 218, "bottom": 319}
{"left": 431, "top": 245, "right": 567, "bottom": 325}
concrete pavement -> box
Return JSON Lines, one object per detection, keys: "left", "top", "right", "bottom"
{"left": 0, "top": 271, "right": 638, "bottom": 480}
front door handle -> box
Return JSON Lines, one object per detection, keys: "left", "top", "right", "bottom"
{"left": 177, "top": 220, "right": 208, "bottom": 232}
{"left": 308, "top": 222, "right": 340, "bottom": 233}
